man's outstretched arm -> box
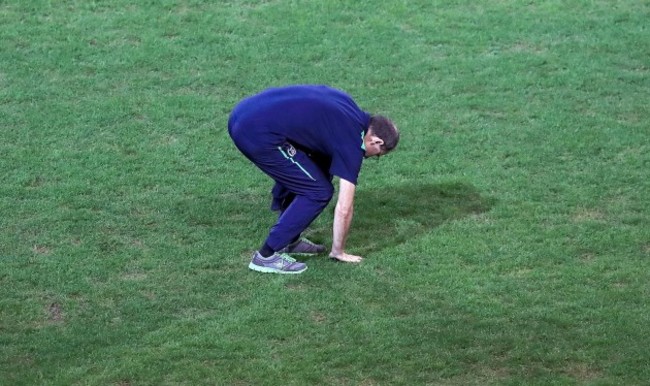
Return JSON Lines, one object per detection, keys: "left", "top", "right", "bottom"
{"left": 330, "top": 178, "right": 363, "bottom": 263}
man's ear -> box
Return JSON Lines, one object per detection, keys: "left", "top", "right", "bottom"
{"left": 371, "top": 136, "right": 384, "bottom": 146}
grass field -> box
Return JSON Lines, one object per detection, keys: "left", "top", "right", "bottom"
{"left": 1, "top": 0, "right": 649, "bottom": 384}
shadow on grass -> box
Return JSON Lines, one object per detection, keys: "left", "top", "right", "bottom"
{"left": 337, "top": 181, "right": 495, "bottom": 255}
{"left": 174, "top": 182, "right": 493, "bottom": 255}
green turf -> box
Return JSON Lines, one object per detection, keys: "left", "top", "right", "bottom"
{"left": 1, "top": 0, "right": 649, "bottom": 384}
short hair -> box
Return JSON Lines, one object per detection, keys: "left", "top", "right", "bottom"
{"left": 369, "top": 115, "right": 399, "bottom": 152}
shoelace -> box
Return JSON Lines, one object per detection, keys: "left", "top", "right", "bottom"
{"left": 278, "top": 253, "right": 297, "bottom": 263}
{"left": 300, "top": 238, "right": 318, "bottom": 246}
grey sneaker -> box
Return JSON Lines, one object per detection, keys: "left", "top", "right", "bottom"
{"left": 278, "top": 238, "right": 326, "bottom": 255}
{"left": 248, "top": 251, "right": 307, "bottom": 274}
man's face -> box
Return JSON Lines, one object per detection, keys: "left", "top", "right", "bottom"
{"left": 364, "top": 135, "right": 386, "bottom": 158}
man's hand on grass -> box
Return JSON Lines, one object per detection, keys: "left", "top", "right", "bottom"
{"left": 329, "top": 252, "right": 363, "bottom": 263}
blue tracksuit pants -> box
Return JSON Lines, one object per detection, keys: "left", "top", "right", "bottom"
{"left": 228, "top": 125, "right": 334, "bottom": 252}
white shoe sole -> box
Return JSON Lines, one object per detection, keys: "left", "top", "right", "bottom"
{"left": 248, "top": 262, "right": 307, "bottom": 274}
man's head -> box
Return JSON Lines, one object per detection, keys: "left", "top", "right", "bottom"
{"left": 364, "top": 115, "right": 400, "bottom": 158}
